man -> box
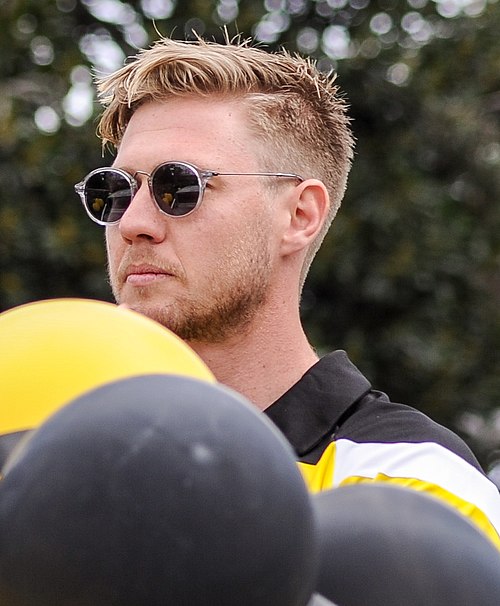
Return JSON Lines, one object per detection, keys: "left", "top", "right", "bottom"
{"left": 75, "top": 36, "right": 500, "bottom": 546}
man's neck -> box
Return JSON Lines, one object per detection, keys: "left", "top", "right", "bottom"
{"left": 189, "top": 314, "right": 319, "bottom": 411}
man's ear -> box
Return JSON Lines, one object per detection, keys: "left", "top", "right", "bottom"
{"left": 280, "top": 179, "right": 330, "bottom": 257}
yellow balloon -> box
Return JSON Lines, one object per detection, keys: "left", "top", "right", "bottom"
{"left": 0, "top": 298, "right": 214, "bottom": 434}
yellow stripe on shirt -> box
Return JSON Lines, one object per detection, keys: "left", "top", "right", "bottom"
{"left": 297, "top": 441, "right": 500, "bottom": 550}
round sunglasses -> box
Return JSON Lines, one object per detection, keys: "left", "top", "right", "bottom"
{"left": 74, "top": 161, "right": 304, "bottom": 225}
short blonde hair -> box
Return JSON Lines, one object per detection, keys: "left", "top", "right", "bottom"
{"left": 97, "top": 37, "right": 355, "bottom": 287}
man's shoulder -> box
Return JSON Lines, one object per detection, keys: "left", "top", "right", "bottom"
{"left": 267, "top": 349, "right": 481, "bottom": 471}
{"left": 274, "top": 351, "right": 500, "bottom": 548}
{"left": 334, "top": 389, "right": 482, "bottom": 469}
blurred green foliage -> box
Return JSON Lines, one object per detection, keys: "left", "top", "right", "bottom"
{"left": 1, "top": 0, "right": 499, "bottom": 468}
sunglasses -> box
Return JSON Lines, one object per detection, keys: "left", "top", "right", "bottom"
{"left": 75, "top": 161, "right": 304, "bottom": 225}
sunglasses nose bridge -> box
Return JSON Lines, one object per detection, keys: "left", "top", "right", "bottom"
{"left": 133, "top": 169, "right": 152, "bottom": 187}
{"left": 131, "top": 169, "right": 156, "bottom": 205}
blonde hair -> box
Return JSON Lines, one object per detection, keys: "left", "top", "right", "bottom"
{"left": 97, "top": 37, "right": 355, "bottom": 287}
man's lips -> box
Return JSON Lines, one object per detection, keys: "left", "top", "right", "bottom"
{"left": 124, "top": 264, "right": 174, "bottom": 285}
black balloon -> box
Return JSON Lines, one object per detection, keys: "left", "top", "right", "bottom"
{"left": 0, "top": 374, "right": 317, "bottom": 606}
{"left": 0, "top": 430, "right": 27, "bottom": 469}
{"left": 307, "top": 594, "right": 338, "bottom": 606}
{"left": 313, "top": 484, "right": 500, "bottom": 606}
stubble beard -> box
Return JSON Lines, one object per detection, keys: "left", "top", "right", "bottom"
{"left": 109, "top": 236, "right": 273, "bottom": 345}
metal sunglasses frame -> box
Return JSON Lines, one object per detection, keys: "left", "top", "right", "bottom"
{"left": 75, "top": 160, "right": 304, "bottom": 225}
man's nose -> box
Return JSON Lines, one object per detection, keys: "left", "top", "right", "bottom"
{"left": 117, "top": 177, "right": 167, "bottom": 243}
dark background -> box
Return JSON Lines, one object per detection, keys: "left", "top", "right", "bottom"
{"left": 1, "top": 0, "right": 499, "bottom": 474}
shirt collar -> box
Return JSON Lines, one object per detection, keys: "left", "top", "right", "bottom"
{"left": 265, "top": 350, "right": 371, "bottom": 456}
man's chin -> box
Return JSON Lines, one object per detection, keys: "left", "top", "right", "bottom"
{"left": 118, "top": 300, "right": 171, "bottom": 325}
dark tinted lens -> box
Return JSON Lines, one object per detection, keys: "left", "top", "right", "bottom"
{"left": 152, "top": 163, "right": 200, "bottom": 216}
{"left": 85, "top": 170, "right": 132, "bottom": 223}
